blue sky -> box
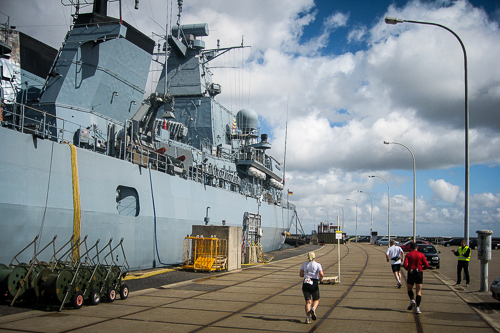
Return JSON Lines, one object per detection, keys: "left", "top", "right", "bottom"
{"left": 4, "top": 0, "right": 500, "bottom": 238}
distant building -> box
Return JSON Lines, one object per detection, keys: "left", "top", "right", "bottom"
{"left": 318, "top": 222, "right": 339, "bottom": 234}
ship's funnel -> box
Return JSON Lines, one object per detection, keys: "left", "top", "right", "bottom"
{"left": 236, "top": 108, "right": 258, "bottom": 134}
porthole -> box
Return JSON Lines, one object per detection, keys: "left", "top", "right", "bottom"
{"left": 116, "top": 186, "right": 140, "bottom": 217}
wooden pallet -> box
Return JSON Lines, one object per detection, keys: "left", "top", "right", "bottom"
{"left": 323, "top": 276, "right": 339, "bottom": 284}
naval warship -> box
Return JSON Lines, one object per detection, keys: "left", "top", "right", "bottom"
{"left": 0, "top": 0, "right": 295, "bottom": 270}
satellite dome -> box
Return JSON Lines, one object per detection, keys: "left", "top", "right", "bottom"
{"left": 236, "top": 108, "right": 258, "bottom": 134}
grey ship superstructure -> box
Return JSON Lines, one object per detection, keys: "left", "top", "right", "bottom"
{"left": 0, "top": 1, "right": 294, "bottom": 269}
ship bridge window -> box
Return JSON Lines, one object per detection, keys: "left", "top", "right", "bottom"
{"left": 116, "top": 186, "right": 140, "bottom": 217}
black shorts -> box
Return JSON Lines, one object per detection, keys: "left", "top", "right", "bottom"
{"left": 391, "top": 264, "right": 401, "bottom": 272}
{"left": 302, "top": 280, "right": 320, "bottom": 301}
{"left": 407, "top": 271, "right": 423, "bottom": 285}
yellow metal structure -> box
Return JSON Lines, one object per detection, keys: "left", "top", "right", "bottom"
{"left": 182, "top": 236, "right": 228, "bottom": 272}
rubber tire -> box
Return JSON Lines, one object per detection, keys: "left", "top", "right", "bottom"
{"left": 72, "top": 291, "right": 84, "bottom": 309}
{"left": 106, "top": 288, "right": 116, "bottom": 302}
{"left": 89, "top": 289, "right": 100, "bottom": 305}
{"left": 120, "top": 284, "right": 129, "bottom": 300}
{"left": 436, "top": 264, "right": 440, "bottom": 269}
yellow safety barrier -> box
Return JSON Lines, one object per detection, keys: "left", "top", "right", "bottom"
{"left": 182, "top": 236, "right": 227, "bottom": 272}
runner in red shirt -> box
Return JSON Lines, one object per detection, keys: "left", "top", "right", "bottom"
{"left": 403, "top": 242, "right": 429, "bottom": 314}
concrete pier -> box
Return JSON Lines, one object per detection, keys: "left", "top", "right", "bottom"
{"left": 1, "top": 243, "right": 500, "bottom": 332}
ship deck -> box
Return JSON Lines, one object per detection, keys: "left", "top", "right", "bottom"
{"left": 1, "top": 242, "right": 500, "bottom": 332}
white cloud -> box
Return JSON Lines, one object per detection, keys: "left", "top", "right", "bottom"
{"left": 347, "top": 27, "right": 366, "bottom": 43}
{"left": 428, "top": 179, "right": 462, "bottom": 203}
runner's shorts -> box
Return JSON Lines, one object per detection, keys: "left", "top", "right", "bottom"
{"left": 302, "top": 279, "right": 320, "bottom": 301}
{"left": 407, "top": 270, "right": 423, "bottom": 285}
{"left": 391, "top": 264, "right": 401, "bottom": 272}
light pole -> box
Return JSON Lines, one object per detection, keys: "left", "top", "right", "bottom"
{"left": 346, "top": 199, "right": 358, "bottom": 242}
{"left": 359, "top": 191, "right": 373, "bottom": 244}
{"left": 321, "top": 208, "right": 329, "bottom": 233}
{"left": 384, "top": 141, "right": 416, "bottom": 242}
{"left": 369, "top": 175, "right": 390, "bottom": 247}
{"left": 332, "top": 205, "right": 345, "bottom": 232}
{"left": 385, "top": 16, "right": 469, "bottom": 245}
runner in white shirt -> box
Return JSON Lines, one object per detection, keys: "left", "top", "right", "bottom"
{"left": 299, "top": 252, "right": 324, "bottom": 324}
{"left": 386, "top": 240, "right": 404, "bottom": 288}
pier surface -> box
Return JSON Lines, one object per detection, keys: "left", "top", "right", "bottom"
{"left": 1, "top": 242, "right": 500, "bottom": 332}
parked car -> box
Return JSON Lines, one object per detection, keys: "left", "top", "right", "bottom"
{"left": 491, "top": 276, "right": 500, "bottom": 301}
{"left": 376, "top": 238, "right": 399, "bottom": 246}
{"left": 469, "top": 238, "right": 477, "bottom": 249}
{"left": 399, "top": 239, "right": 432, "bottom": 252}
{"left": 417, "top": 244, "right": 440, "bottom": 269}
{"left": 469, "top": 238, "right": 500, "bottom": 249}
{"left": 443, "top": 238, "right": 463, "bottom": 247}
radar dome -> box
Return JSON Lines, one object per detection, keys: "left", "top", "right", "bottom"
{"left": 236, "top": 108, "right": 258, "bottom": 134}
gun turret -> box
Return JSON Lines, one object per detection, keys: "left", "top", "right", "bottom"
{"left": 130, "top": 93, "right": 173, "bottom": 142}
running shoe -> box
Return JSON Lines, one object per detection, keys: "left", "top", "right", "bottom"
{"left": 414, "top": 306, "right": 421, "bottom": 314}
{"left": 305, "top": 317, "right": 311, "bottom": 324}
{"left": 397, "top": 282, "right": 402, "bottom": 288}
{"left": 407, "top": 299, "right": 416, "bottom": 311}
{"left": 309, "top": 308, "right": 317, "bottom": 320}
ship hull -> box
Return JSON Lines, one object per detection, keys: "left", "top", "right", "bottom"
{"left": 0, "top": 127, "right": 291, "bottom": 269}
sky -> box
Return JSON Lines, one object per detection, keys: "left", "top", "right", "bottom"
{"left": 1, "top": 0, "right": 500, "bottom": 238}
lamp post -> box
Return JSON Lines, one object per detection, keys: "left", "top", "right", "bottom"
{"left": 346, "top": 199, "right": 358, "bottom": 242}
{"left": 359, "top": 191, "right": 373, "bottom": 244}
{"left": 332, "top": 205, "right": 345, "bottom": 232}
{"left": 384, "top": 141, "right": 416, "bottom": 242}
{"left": 321, "top": 208, "right": 329, "bottom": 233}
{"left": 385, "top": 16, "right": 469, "bottom": 245}
{"left": 369, "top": 175, "right": 390, "bottom": 247}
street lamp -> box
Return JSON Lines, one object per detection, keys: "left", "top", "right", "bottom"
{"left": 346, "top": 199, "right": 358, "bottom": 242}
{"left": 332, "top": 205, "right": 345, "bottom": 232}
{"left": 385, "top": 16, "right": 469, "bottom": 245}
{"left": 384, "top": 141, "right": 416, "bottom": 242}
{"left": 369, "top": 175, "right": 390, "bottom": 247}
{"left": 359, "top": 191, "right": 373, "bottom": 244}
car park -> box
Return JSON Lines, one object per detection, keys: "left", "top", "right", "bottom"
{"left": 443, "top": 238, "right": 463, "bottom": 247}
{"left": 417, "top": 244, "right": 440, "bottom": 268}
{"left": 399, "top": 239, "right": 432, "bottom": 252}
{"left": 491, "top": 276, "right": 500, "bottom": 301}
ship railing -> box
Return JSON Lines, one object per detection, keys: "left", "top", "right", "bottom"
{"left": 1, "top": 102, "right": 123, "bottom": 154}
{"left": 236, "top": 148, "right": 265, "bottom": 165}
